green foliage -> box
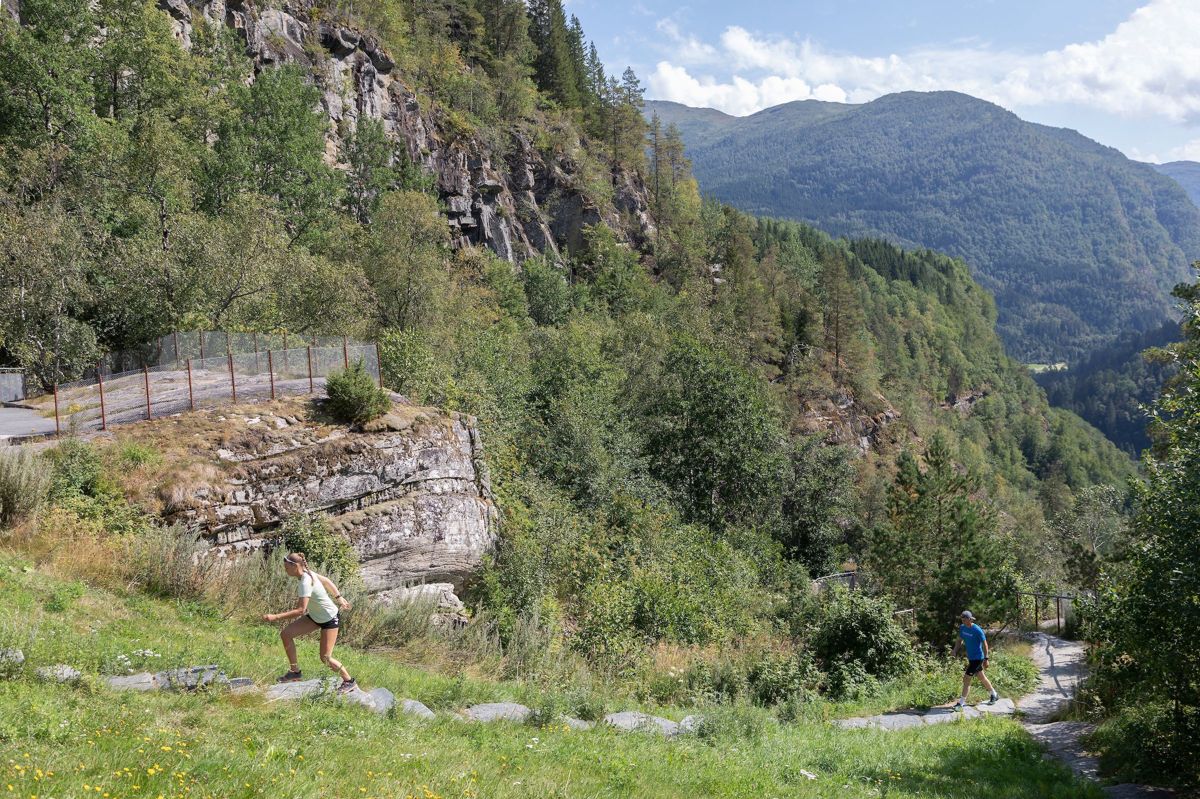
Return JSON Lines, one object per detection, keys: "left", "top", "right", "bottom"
{"left": 0, "top": 447, "right": 51, "bottom": 529}
{"left": 325, "top": 360, "right": 390, "bottom": 424}
{"left": 46, "top": 438, "right": 105, "bottom": 500}
{"left": 642, "top": 334, "right": 787, "bottom": 530}
{"left": 279, "top": 513, "right": 358, "bottom": 583}
{"left": 378, "top": 328, "right": 439, "bottom": 402}
{"left": 805, "top": 588, "right": 916, "bottom": 680}
{"left": 1086, "top": 276, "right": 1200, "bottom": 788}
{"left": 869, "top": 434, "right": 1018, "bottom": 643}
{"left": 522, "top": 258, "right": 572, "bottom": 326}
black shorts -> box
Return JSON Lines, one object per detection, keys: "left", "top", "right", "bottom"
{"left": 306, "top": 614, "right": 340, "bottom": 630}
{"left": 965, "top": 659, "right": 986, "bottom": 676}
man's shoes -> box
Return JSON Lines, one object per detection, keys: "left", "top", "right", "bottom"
{"left": 953, "top": 699, "right": 965, "bottom": 711}
{"left": 988, "top": 691, "right": 999, "bottom": 704}
{"left": 276, "top": 670, "right": 303, "bottom": 683}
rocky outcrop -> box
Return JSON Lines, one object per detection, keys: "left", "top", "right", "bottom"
{"left": 165, "top": 0, "right": 654, "bottom": 263}
{"left": 154, "top": 400, "right": 497, "bottom": 601}
{"left": 797, "top": 391, "right": 900, "bottom": 455}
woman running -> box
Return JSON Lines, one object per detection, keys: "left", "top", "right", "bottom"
{"left": 263, "top": 552, "right": 357, "bottom": 692}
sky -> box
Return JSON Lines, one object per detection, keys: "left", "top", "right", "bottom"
{"left": 566, "top": 0, "right": 1200, "bottom": 163}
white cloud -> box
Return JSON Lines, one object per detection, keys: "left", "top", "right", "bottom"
{"left": 1164, "top": 138, "right": 1200, "bottom": 162}
{"left": 647, "top": 0, "right": 1200, "bottom": 123}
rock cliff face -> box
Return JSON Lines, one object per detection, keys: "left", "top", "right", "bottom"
{"left": 156, "top": 0, "right": 654, "bottom": 263}
{"left": 146, "top": 400, "right": 497, "bottom": 602}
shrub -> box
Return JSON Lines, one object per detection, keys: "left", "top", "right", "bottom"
{"left": 325, "top": 359, "right": 389, "bottom": 424}
{"left": 0, "top": 446, "right": 51, "bottom": 528}
{"left": 279, "top": 513, "right": 358, "bottom": 582}
{"left": 747, "top": 650, "right": 822, "bottom": 706}
{"left": 1088, "top": 702, "right": 1200, "bottom": 789}
{"left": 45, "top": 438, "right": 104, "bottom": 499}
{"left": 523, "top": 258, "right": 572, "bottom": 326}
{"left": 807, "top": 588, "right": 916, "bottom": 679}
{"left": 378, "top": 328, "right": 439, "bottom": 402}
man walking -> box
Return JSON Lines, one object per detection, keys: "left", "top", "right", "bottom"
{"left": 953, "top": 610, "right": 999, "bottom": 708}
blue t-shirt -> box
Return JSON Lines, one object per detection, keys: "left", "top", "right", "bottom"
{"left": 959, "top": 623, "right": 987, "bottom": 660}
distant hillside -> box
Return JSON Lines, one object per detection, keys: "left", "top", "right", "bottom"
{"left": 1154, "top": 161, "right": 1200, "bottom": 208}
{"left": 647, "top": 92, "right": 1200, "bottom": 364}
{"left": 1036, "top": 320, "right": 1180, "bottom": 457}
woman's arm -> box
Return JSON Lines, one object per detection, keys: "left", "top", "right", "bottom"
{"left": 263, "top": 597, "right": 309, "bottom": 623}
{"left": 317, "top": 573, "right": 352, "bottom": 610}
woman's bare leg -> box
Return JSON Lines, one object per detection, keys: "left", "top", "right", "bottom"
{"left": 320, "top": 627, "right": 351, "bottom": 681}
{"left": 281, "top": 617, "right": 319, "bottom": 671}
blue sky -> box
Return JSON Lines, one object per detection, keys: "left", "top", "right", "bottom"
{"left": 567, "top": 0, "right": 1200, "bottom": 162}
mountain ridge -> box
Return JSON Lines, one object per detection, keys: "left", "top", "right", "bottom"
{"left": 646, "top": 91, "right": 1200, "bottom": 363}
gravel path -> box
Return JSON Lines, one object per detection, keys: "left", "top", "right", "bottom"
{"left": 1018, "top": 633, "right": 1173, "bottom": 798}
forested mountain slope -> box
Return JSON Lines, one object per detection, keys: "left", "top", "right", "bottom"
{"left": 0, "top": 0, "right": 1133, "bottom": 697}
{"left": 647, "top": 93, "right": 1200, "bottom": 364}
{"left": 1154, "top": 160, "right": 1200, "bottom": 208}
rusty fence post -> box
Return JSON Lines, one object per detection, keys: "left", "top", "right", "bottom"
{"left": 1057, "top": 596, "right": 1062, "bottom": 635}
{"left": 96, "top": 366, "right": 107, "bottom": 431}
{"left": 172, "top": 331, "right": 179, "bottom": 363}
{"left": 143, "top": 367, "right": 152, "bottom": 420}
{"left": 228, "top": 352, "right": 237, "bottom": 402}
{"left": 253, "top": 333, "right": 260, "bottom": 372}
{"left": 186, "top": 358, "right": 195, "bottom": 412}
{"left": 268, "top": 350, "right": 276, "bottom": 400}
{"left": 199, "top": 330, "right": 205, "bottom": 360}
{"left": 282, "top": 333, "right": 288, "bottom": 373}
{"left": 375, "top": 342, "right": 384, "bottom": 388}
{"left": 53, "top": 383, "right": 60, "bottom": 437}
{"left": 342, "top": 336, "right": 349, "bottom": 369}
{"left": 307, "top": 346, "right": 314, "bottom": 394}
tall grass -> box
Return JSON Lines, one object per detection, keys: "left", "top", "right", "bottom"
{"left": 0, "top": 446, "right": 51, "bottom": 528}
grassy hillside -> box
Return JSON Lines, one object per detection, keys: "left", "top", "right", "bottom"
{"left": 647, "top": 92, "right": 1200, "bottom": 364}
{"left": 0, "top": 552, "right": 1098, "bottom": 799}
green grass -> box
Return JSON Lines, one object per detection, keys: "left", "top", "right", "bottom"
{"left": 0, "top": 552, "right": 1101, "bottom": 799}
{"left": 817, "top": 644, "right": 1039, "bottom": 720}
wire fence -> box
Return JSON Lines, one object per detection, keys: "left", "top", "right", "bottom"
{"left": 40, "top": 333, "right": 380, "bottom": 435}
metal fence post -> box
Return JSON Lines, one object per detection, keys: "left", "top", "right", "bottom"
{"left": 143, "top": 367, "right": 152, "bottom": 420}
{"left": 53, "top": 383, "right": 60, "bottom": 436}
{"left": 307, "top": 346, "right": 314, "bottom": 394}
{"left": 96, "top": 367, "right": 107, "bottom": 431}
{"left": 342, "top": 336, "right": 349, "bottom": 369}
{"left": 228, "top": 352, "right": 237, "bottom": 402}
{"left": 375, "top": 342, "right": 384, "bottom": 388}
{"left": 253, "top": 333, "right": 260, "bottom": 372}
{"left": 172, "top": 331, "right": 179, "bottom": 363}
{"left": 1057, "top": 596, "right": 1062, "bottom": 635}
{"left": 199, "top": 330, "right": 205, "bottom": 360}
{"left": 268, "top": 350, "right": 276, "bottom": 400}
{"left": 186, "top": 358, "right": 195, "bottom": 412}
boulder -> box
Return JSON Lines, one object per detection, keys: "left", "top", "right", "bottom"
{"left": 603, "top": 711, "right": 679, "bottom": 736}
{"left": 264, "top": 679, "right": 331, "bottom": 702}
{"left": 156, "top": 665, "right": 226, "bottom": 691}
{"left": 35, "top": 664, "right": 82, "bottom": 684}
{"left": 562, "top": 717, "right": 595, "bottom": 731}
{"left": 107, "top": 672, "right": 158, "bottom": 692}
{"left": 401, "top": 699, "right": 436, "bottom": 720}
{"left": 677, "top": 715, "right": 704, "bottom": 734}
{"left": 871, "top": 713, "right": 924, "bottom": 731}
{"left": 0, "top": 648, "right": 24, "bottom": 677}
{"left": 464, "top": 702, "right": 532, "bottom": 723}
{"left": 367, "top": 687, "right": 396, "bottom": 715}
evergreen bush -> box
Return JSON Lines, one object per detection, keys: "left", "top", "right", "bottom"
{"left": 325, "top": 359, "right": 389, "bottom": 424}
